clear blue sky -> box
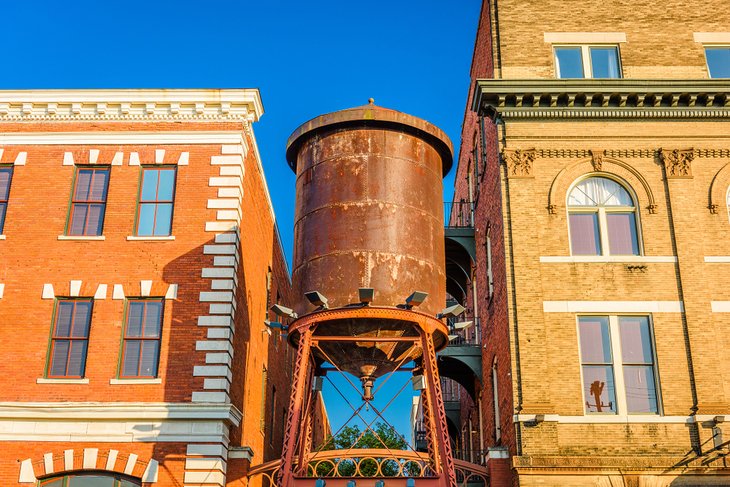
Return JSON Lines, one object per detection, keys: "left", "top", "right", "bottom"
{"left": 1, "top": 0, "right": 480, "bottom": 441}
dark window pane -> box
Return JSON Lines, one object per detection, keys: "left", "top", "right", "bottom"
{"left": 40, "top": 479, "right": 65, "bottom": 487}
{"left": 127, "top": 302, "right": 145, "bottom": 337}
{"left": 140, "top": 341, "right": 160, "bottom": 376}
{"left": 141, "top": 169, "right": 159, "bottom": 201}
{"left": 137, "top": 203, "right": 156, "bottom": 236}
{"left": 706, "top": 48, "right": 730, "bottom": 78}
{"left": 158, "top": 169, "right": 175, "bottom": 200}
{"left": 582, "top": 365, "right": 616, "bottom": 413}
{"left": 69, "top": 475, "right": 117, "bottom": 487}
{"left": 71, "top": 302, "right": 92, "bottom": 337}
{"left": 0, "top": 167, "right": 12, "bottom": 200}
{"left": 67, "top": 341, "right": 87, "bottom": 376}
{"left": 75, "top": 170, "right": 93, "bottom": 200}
{"left": 55, "top": 302, "right": 75, "bottom": 336}
{"left": 89, "top": 170, "right": 109, "bottom": 201}
{"left": 555, "top": 47, "right": 584, "bottom": 78}
{"left": 123, "top": 340, "right": 141, "bottom": 376}
{"left": 69, "top": 205, "right": 89, "bottom": 235}
{"left": 606, "top": 212, "right": 639, "bottom": 255}
{"left": 619, "top": 316, "right": 653, "bottom": 363}
{"left": 85, "top": 204, "right": 105, "bottom": 236}
{"left": 144, "top": 302, "right": 162, "bottom": 337}
{"left": 569, "top": 212, "right": 601, "bottom": 255}
{"left": 50, "top": 341, "right": 70, "bottom": 376}
{"left": 154, "top": 203, "right": 173, "bottom": 236}
{"left": 624, "top": 365, "right": 658, "bottom": 413}
{"left": 590, "top": 47, "right": 621, "bottom": 78}
{"left": 579, "top": 316, "right": 612, "bottom": 362}
{"left": 120, "top": 481, "right": 140, "bottom": 487}
{"left": 0, "top": 202, "right": 6, "bottom": 232}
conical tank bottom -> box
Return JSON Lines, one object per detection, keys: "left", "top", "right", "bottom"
{"left": 313, "top": 317, "right": 422, "bottom": 381}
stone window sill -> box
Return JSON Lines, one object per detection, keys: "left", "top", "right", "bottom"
{"left": 58, "top": 235, "right": 106, "bottom": 241}
{"left": 37, "top": 378, "right": 90, "bottom": 384}
{"left": 127, "top": 236, "right": 175, "bottom": 241}
{"left": 110, "top": 378, "right": 162, "bottom": 385}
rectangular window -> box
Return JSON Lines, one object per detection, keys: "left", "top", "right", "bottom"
{"left": 578, "top": 315, "right": 659, "bottom": 415}
{"left": 68, "top": 167, "right": 110, "bottom": 236}
{"left": 269, "top": 386, "right": 277, "bottom": 445}
{"left": 48, "top": 300, "right": 93, "bottom": 378}
{"left": 120, "top": 300, "right": 163, "bottom": 378}
{"left": 555, "top": 46, "right": 621, "bottom": 79}
{"left": 569, "top": 213, "right": 602, "bottom": 255}
{"left": 0, "top": 166, "right": 13, "bottom": 233}
{"left": 606, "top": 213, "right": 639, "bottom": 255}
{"left": 260, "top": 366, "right": 268, "bottom": 432}
{"left": 136, "top": 167, "right": 176, "bottom": 236}
{"left": 705, "top": 47, "right": 730, "bottom": 78}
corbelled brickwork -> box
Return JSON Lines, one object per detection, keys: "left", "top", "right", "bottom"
{"left": 0, "top": 90, "right": 294, "bottom": 486}
{"left": 454, "top": 2, "right": 730, "bottom": 486}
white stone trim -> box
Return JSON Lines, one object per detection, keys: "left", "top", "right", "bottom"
{"left": 705, "top": 256, "right": 730, "bottom": 262}
{"left": 124, "top": 453, "right": 138, "bottom": 475}
{"left": 185, "top": 457, "right": 227, "bottom": 472}
{"left": 142, "top": 459, "right": 159, "bottom": 482}
{"left": 83, "top": 447, "right": 99, "bottom": 468}
{"left": 44, "top": 452, "right": 54, "bottom": 474}
{"left": 188, "top": 444, "right": 228, "bottom": 457}
{"left": 543, "top": 300, "right": 684, "bottom": 313}
{"left": 89, "top": 149, "right": 100, "bottom": 164}
{"left": 711, "top": 301, "right": 730, "bottom": 312}
{"left": 63, "top": 152, "right": 74, "bottom": 165}
{"left": 42, "top": 283, "right": 55, "bottom": 299}
{"left": 37, "top": 378, "right": 90, "bottom": 384}
{"left": 207, "top": 329, "right": 231, "bottom": 340}
{"left": 544, "top": 32, "right": 627, "bottom": 43}
{"left": 155, "top": 149, "right": 165, "bottom": 164}
{"left": 0, "top": 89, "right": 263, "bottom": 122}
{"left": 69, "top": 280, "right": 82, "bottom": 297}
{"left": 192, "top": 392, "right": 228, "bottom": 404}
{"left": 112, "top": 151, "right": 124, "bottom": 165}
{"left": 165, "top": 284, "right": 178, "bottom": 300}
{"left": 694, "top": 32, "right": 730, "bottom": 44}
{"left": 198, "top": 316, "right": 233, "bottom": 327}
{"left": 57, "top": 235, "right": 106, "bottom": 240}
{"left": 19, "top": 459, "right": 35, "bottom": 482}
{"left": 178, "top": 152, "right": 189, "bottom": 165}
{"left": 0, "top": 283, "right": 4, "bottom": 299}
{"left": 202, "top": 268, "right": 235, "bottom": 279}
{"left": 0, "top": 234, "right": 5, "bottom": 240}
{"left": 184, "top": 470, "right": 226, "bottom": 485}
{"left": 112, "top": 284, "right": 125, "bottom": 300}
{"left": 0, "top": 131, "right": 246, "bottom": 145}
{"left": 129, "top": 152, "right": 140, "bottom": 166}
{"left": 14, "top": 152, "right": 27, "bottom": 165}
{"left": 126, "top": 235, "right": 175, "bottom": 241}
{"left": 109, "top": 378, "right": 162, "bottom": 385}
{"left": 140, "top": 280, "right": 152, "bottom": 296}
{"left": 540, "top": 255, "right": 677, "bottom": 263}
{"left": 64, "top": 449, "right": 73, "bottom": 470}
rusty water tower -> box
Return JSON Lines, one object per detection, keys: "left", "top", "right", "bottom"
{"left": 276, "top": 101, "right": 458, "bottom": 487}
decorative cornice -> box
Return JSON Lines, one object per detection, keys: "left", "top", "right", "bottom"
{"left": 473, "top": 79, "right": 730, "bottom": 120}
{"left": 531, "top": 148, "right": 730, "bottom": 159}
{"left": 0, "top": 89, "right": 263, "bottom": 122}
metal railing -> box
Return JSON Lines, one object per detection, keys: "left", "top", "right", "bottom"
{"left": 444, "top": 200, "right": 474, "bottom": 228}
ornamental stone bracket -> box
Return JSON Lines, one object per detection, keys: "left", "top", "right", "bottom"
{"left": 501, "top": 148, "right": 536, "bottom": 178}
{"left": 589, "top": 148, "right": 605, "bottom": 171}
{"left": 660, "top": 148, "right": 694, "bottom": 178}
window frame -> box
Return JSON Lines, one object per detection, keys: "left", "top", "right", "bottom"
{"left": 566, "top": 174, "right": 644, "bottom": 257}
{"left": 0, "top": 165, "right": 14, "bottom": 234}
{"left": 554, "top": 44, "right": 623, "bottom": 79}
{"left": 726, "top": 185, "right": 730, "bottom": 223}
{"left": 117, "top": 298, "right": 164, "bottom": 379}
{"left": 45, "top": 298, "right": 93, "bottom": 379}
{"left": 577, "top": 314, "right": 662, "bottom": 416}
{"left": 65, "top": 166, "right": 111, "bottom": 237}
{"left": 134, "top": 166, "right": 177, "bottom": 237}
{"left": 38, "top": 472, "right": 141, "bottom": 486}
{"left": 704, "top": 45, "right": 730, "bottom": 79}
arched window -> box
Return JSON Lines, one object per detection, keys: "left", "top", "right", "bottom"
{"left": 39, "top": 473, "right": 140, "bottom": 486}
{"left": 568, "top": 176, "right": 640, "bottom": 256}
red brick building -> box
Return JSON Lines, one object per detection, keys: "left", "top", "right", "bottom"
{"left": 0, "top": 89, "right": 294, "bottom": 486}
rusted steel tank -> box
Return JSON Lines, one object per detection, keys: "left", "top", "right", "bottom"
{"left": 285, "top": 101, "right": 453, "bottom": 383}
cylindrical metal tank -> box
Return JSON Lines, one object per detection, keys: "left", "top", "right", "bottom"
{"left": 285, "top": 101, "right": 453, "bottom": 383}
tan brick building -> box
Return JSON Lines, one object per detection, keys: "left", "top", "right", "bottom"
{"left": 0, "top": 89, "right": 296, "bottom": 486}
{"left": 451, "top": 2, "right": 730, "bottom": 485}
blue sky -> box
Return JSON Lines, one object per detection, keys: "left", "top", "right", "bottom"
{"left": 2, "top": 0, "right": 480, "bottom": 440}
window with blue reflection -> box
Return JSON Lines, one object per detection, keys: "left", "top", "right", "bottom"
{"left": 590, "top": 47, "right": 621, "bottom": 78}
{"left": 136, "top": 167, "right": 176, "bottom": 236}
{"left": 555, "top": 47, "right": 584, "bottom": 78}
{"left": 706, "top": 47, "right": 730, "bottom": 78}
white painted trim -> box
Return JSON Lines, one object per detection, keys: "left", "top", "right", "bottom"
{"left": 514, "top": 413, "right": 726, "bottom": 424}
{"left": 694, "top": 32, "right": 730, "bottom": 43}
{"left": 126, "top": 235, "right": 175, "bottom": 241}
{"left": 112, "top": 284, "right": 125, "bottom": 300}
{"left": 0, "top": 402, "right": 241, "bottom": 423}
{"left": 57, "top": 235, "right": 106, "bottom": 241}
{"left": 188, "top": 444, "right": 228, "bottom": 457}
{"left": 37, "top": 378, "right": 90, "bottom": 384}
{"left": 69, "top": 280, "right": 82, "bottom": 297}
{"left": 19, "top": 459, "right": 36, "bottom": 482}
{"left": 705, "top": 256, "right": 730, "bottom": 263}
{"left": 540, "top": 255, "right": 677, "bottom": 263}
{"left": 42, "top": 283, "right": 55, "bottom": 299}
{"left": 711, "top": 301, "right": 730, "bottom": 312}
{"left": 44, "top": 452, "right": 54, "bottom": 474}
{"left": 544, "top": 32, "right": 627, "bottom": 43}
{"left": 83, "top": 448, "right": 98, "bottom": 468}
{"left": 109, "top": 378, "right": 162, "bottom": 385}
{"left": 543, "top": 301, "right": 684, "bottom": 313}
{"left": 140, "top": 280, "right": 152, "bottom": 296}
{"left": 0, "top": 131, "right": 246, "bottom": 145}
{"left": 142, "top": 459, "right": 159, "bottom": 482}
{"left": 94, "top": 284, "right": 108, "bottom": 300}
{"left": 0, "top": 234, "right": 6, "bottom": 240}
{"left": 124, "top": 454, "right": 138, "bottom": 475}
{"left": 0, "top": 283, "right": 4, "bottom": 299}
{"left": 165, "top": 284, "right": 178, "bottom": 300}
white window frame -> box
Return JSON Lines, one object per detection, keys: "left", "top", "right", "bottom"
{"left": 491, "top": 358, "right": 501, "bottom": 441}
{"left": 566, "top": 175, "right": 644, "bottom": 257}
{"left": 486, "top": 225, "right": 494, "bottom": 299}
{"left": 577, "top": 314, "right": 662, "bottom": 416}
{"left": 727, "top": 185, "right": 730, "bottom": 223}
{"left": 554, "top": 44, "right": 623, "bottom": 79}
